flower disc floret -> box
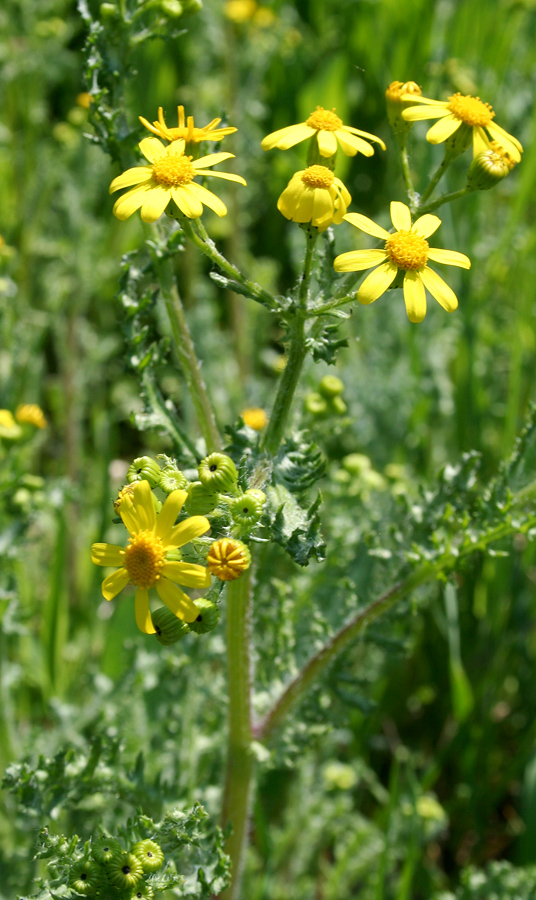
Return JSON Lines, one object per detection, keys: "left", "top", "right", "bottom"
{"left": 152, "top": 154, "right": 195, "bottom": 185}
{"left": 447, "top": 93, "right": 494, "bottom": 127}
{"left": 333, "top": 201, "right": 471, "bottom": 324}
{"left": 124, "top": 532, "right": 165, "bottom": 588}
{"left": 301, "top": 165, "right": 335, "bottom": 189}
{"left": 385, "top": 231, "right": 429, "bottom": 270}
{"left": 306, "top": 108, "right": 343, "bottom": 131}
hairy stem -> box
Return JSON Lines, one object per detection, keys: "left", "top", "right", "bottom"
{"left": 418, "top": 151, "right": 453, "bottom": 207}
{"left": 261, "top": 228, "right": 317, "bottom": 456}
{"left": 418, "top": 187, "right": 471, "bottom": 215}
{"left": 400, "top": 145, "right": 418, "bottom": 213}
{"left": 220, "top": 568, "right": 254, "bottom": 900}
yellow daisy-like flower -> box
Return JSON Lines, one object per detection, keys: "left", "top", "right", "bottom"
{"left": 0, "top": 410, "right": 16, "bottom": 429}
{"left": 15, "top": 404, "right": 47, "bottom": 429}
{"left": 401, "top": 92, "right": 522, "bottom": 162}
{"left": 334, "top": 201, "right": 471, "bottom": 324}
{"left": 91, "top": 479, "right": 211, "bottom": 634}
{"left": 241, "top": 407, "right": 267, "bottom": 430}
{"left": 139, "top": 106, "right": 237, "bottom": 144}
{"left": 278, "top": 165, "right": 351, "bottom": 231}
{"left": 262, "top": 106, "right": 386, "bottom": 158}
{"left": 110, "top": 138, "right": 246, "bottom": 223}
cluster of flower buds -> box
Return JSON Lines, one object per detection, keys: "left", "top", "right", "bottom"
{"left": 304, "top": 375, "right": 347, "bottom": 418}
{"left": 69, "top": 836, "right": 165, "bottom": 899}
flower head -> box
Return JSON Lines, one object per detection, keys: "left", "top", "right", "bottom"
{"left": 467, "top": 140, "right": 516, "bottom": 190}
{"left": 241, "top": 407, "right": 267, "bottom": 430}
{"left": 139, "top": 106, "right": 237, "bottom": 144}
{"left": 91, "top": 480, "right": 211, "bottom": 633}
{"left": 262, "top": 106, "right": 386, "bottom": 158}
{"left": 401, "top": 92, "right": 522, "bottom": 161}
{"left": 278, "top": 165, "right": 351, "bottom": 231}
{"left": 224, "top": 0, "right": 257, "bottom": 21}
{"left": 15, "top": 404, "right": 47, "bottom": 429}
{"left": 207, "top": 538, "right": 251, "bottom": 581}
{"left": 334, "top": 201, "right": 471, "bottom": 324}
{"left": 110, "top": 137, "right": 246, "bottom": 223}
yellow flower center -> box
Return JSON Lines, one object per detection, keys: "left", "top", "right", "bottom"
{"left": 153, "top": 154, "right": 195, "bottom": 186}
{"left": 447, "top": 93, "right": 494, "bottom": 127}
{"left": 301, "top": 165, "right": 335, "bottom": 189}
{"left": 124, "top": 531, "right": 165, "bottom": 588}
{"left": 306, "top": 107, "right": 343, "bottom": 132}
{"left": 385, "top": 231, "right": 429, "bottom": 270}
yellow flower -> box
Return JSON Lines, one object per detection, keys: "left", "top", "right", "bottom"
{"left": 207, "top": 538, "right": 251, "bottom": 581}
{"left": 15, "top": 404, "right": 47, "bottom": 429}
{"left": 0, "top": 410, "right": 16, "bottom": 429}
{"left": 278, "top": 165, "right": 351, "bottom": 231}
{"left": 76, "top": 92, "right": 92, "bottom": 109}
{"left": 91, "top": 480, "right": 211, "bottom": 634}
{"left": 224, "top": 0, "right": 257, "bottom": 22}
{"left": 385, "top": 81, "right": 422, "bottom": 105}
{"left": 401, "top": 92, "right": 522, "bottom": 161}
{"left": 110, "top": 138, "right": 246, "bottom": 223}
{"left": 241, "top": 407, "right": 267, "bottom": 430}
{"left": 262, "top": 106, "right": 386, "bottom": 158}
{"left": 139, "top": 106, "right": 237, "bottom": 144}
{"left": 334, "top": 201, "right": 471, "bottom": 324}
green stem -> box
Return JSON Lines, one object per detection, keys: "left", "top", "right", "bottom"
{"left": 400, "top": 145, "right": 418, "bottom": 213}
{"left": 148, "top": 232, "right": 222, "bottom": 453}
{"left": 220, "top": 568, "right": 254, "bottom": 900}
{"left": 181, "top": 218, "right": 277, "bottom": 310}
{"left": 261, "top": 229, "right": 317, "bottom": 456}
{"left": 141, "top": 370, "right": 200, "bottom": 462}
{"left": 418, "top": 150, "right": 453, "bottom": 207}
{"left": 418, "top": 187, "right": 471, "bottom": 215}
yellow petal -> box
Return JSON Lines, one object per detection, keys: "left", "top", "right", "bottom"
{"left": 413, "top": 214, "right": 442, "bottom": 239}
{"left": 194, "top": 151, "right": 235, "bottom": 167}
{"left": 342, "top": 126, "right": 386, "bottom": 149}
{"left": 420, "top": 266, "right": 459, "bottom": 312}
{"left": 156, "top": 578, "right": 200, "bottom": 623}
{"left": 171, "top": 185, "right": 204, "bottom": 218}
{"left": 140, "top": 187, "right": 171, "bottom": 223}
{"left": 357, "top": 261, "right": 398, "bottom": 305}
{"left": 139, "top": 137, "right": 166, "bottom": 163}
{"left": 426, "top": 115, "right": 461, "bottom": 144}
{"left": 311, "top": 188, "right": 334, "bottom": 226}
{"left": 400, "top": 95, "right": 448, "bottom": 106}
{"left": 132, "top": 480, "right": 156, "bottom": 532}
{"left": 261, "top": 123, "right": 314, "bottom": 150}
{"left": 168, "top": 515, "right": 211, "bottom": 549}
{"left": 390, "top": 201, "right": 412, "bottom": 232}
{"left": 317, "top": 129, "right": 338, "bottom": 157}
{"left": 403, "top": 271, "right": 427, "bottom": 323}
{"left": 188, "top": 183, "right": 227, "bottom": 217}
{"left": 102, "top": 568, "right": 129, "bottom": 601}
{"left": 196, "top": 169, "right": 247, "bottom": 185}
{"left": 343, "top": 213, "right": 390, "bottom": 240}
{"left": 91, "top": 543, "right": 125, "bottom": 567}
{"left": 109, "top": 167, "right": 153, "bottom": 194}
{"left": 156, "top": 489, "right": 188, "bottom": 544}
{"left": 118, "top": 492, "right": 142, "bottom": 536}
{"left": 473, "top": 126, "right": 490, "bottom": 156}
{"left": 486, "top": 123, "right": 522, "bottom": 161}
{"left": 135, "top": 588, "right": 156, "bottom": 634}
{"left": 334, "top": 129, "right": 373, "bottom": 157}
{"left": 426, "top": 248, "right": 471, "bottom": 269}
{"left": 402, "top": 106, "right": 450, "bottom": 122}
{"left": 334, "top": 249, "right": 387, "bottom": 273}
{"left": 113, "top": 184, "right": 153, "bottom": 221}
{"left": 161, "top": 561, "right": 211, "bottom": 589}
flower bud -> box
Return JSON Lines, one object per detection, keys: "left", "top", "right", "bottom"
{"left": 152, "top": 606, "right": 190, "bottom": 645}
{"left": 0, "top": 410, "right": 22, "bottom": 440}
{"left": 159, "top": 464, "right": 188, "bottom": 494}
{"left": 107, "top": 852, "right": 144, "bottom": 890}
{"left": 15, "top": 404, "right": 47, "bottom": 429}
{"left": 318, "top": 375, "right": 344, "bottom": 398}
{"left": 207, "top": 538, "right": 251, "bottom": 581}
{"left": 181, "top": 0, "right": 203, "bottom": 10}
{"left": 131, "top": 840, "right": 164, "bottom": 873}
{"left": 159, "top": 0, "right": 183, "bottom": 15}
{"left": 188, "top": 598, "right": 220, "bottom": 634}
{"left": 330, "top": 396, "right": 347, "bottom": 415}
{"left": 69, "top": 860, "right": 101, "bottom": 895}
{"left": 386, "top": 81, "right": 422, "bottom": 142}
{"left": 466, "top": 141, "right": 516, "bottom": 191}
{"left": 304, "top": 392, "right": 328, "bottom": 416}
{"left": 91, "top": 837, "right": 123, "bottom": 865}
{"left": 100, "top": 2, "right": 120, "bottom": 21}
{"left": 133, "top": 885, "right": 155, "bottom": 900}
{"left": 229, "top": 491, "right": 264, "bottom": 529}
{"left": 198, "top": 452, "right": 238, "bottom": 492}
{"left": 185, "top": 481, "right": 219, "bottom": 515}
{"left": 127, "top": 456, "right": 162, "bottom": 488}
{"left": 241, "top": 407, "right": 267, "bottom": 431}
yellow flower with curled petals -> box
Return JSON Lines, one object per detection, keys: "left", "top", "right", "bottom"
{"left": 278, "top": 165, "right": 351, "bottom": 231}
{"left": 91, "top": 480, "right": 211, "bottom": 634}
{"left": 334, "top": 202, "right": 470, "bottom": 324}
{"left": 110, "top": 138, "right": 246, "bottom": 223}
{"left": 401, "top": 92, "right": 522, "bottom": 162}
{"left": 15, "top": 404, "right": 47, "bottom": 429}
{"left": 139, "top": 106, "right": 237, "bottom": 144}
{"left": 207, "top": 538, "right": 251, "bottom": 581}
{"left": 262, "top": 106, "right": 386, "bottom": 158}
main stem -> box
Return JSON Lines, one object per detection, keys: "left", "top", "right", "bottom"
{"left": 418, "top": 151, "right": 452, "bottom": 207}
{"left": 220, "top": 568, "right": 254, "bottom": 900}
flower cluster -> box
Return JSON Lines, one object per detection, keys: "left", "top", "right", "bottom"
{"left": 68, "top": 836, "right": 164, "bottom": 899}
{"left": 0, "top": 404, "right": 47, "bottom": 439}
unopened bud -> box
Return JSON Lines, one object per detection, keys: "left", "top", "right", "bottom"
{"left": 330, "top": 395, "right": 347, "bottom": 415}
{"left": 185, "top": 481, "right": 219, "bottom": 515}
{"left": 131, "top": 840, "right": 164, "bottom": 873}
{"left": 127, "top": 456, "right": 161, "bottom": 488}
{"left": 198, "top": 452, "right": 238, "bottom": 492}
{"left": 188, "top": 598, "right": 220, "bottom": 634}
{"left": 159, "top": 464, "right": 188, "bottom": 494}
{"left": 159, "top": 0, "right": 183, "bottom": 16}
{"left": 386, "top": 81, "right": 422, "bottom": 142}
{"left": 304, "top": 392, "right": 328, "bottom": 416}
{"left": 466, "top": 141, "right": 516, "bottom": 191}
{"left": 318, "top": 374, "right": 344, "bottom": 398}
{"left": 100, "top": 2, "right": 120, "bottom": 20}
{"left": 229, "top": 491, "right": 264, "bottom": 530}
{"left": 152, "top": 607, "right": 190, "bottom": 645}
{"left": 207, "top": 538, "right": 251, "bottom": 581}
{"left": 91, "top": 837, "right": 123, "bottom": 866}
{"left": 181, "top": 0, "right": 203, "bottom": 11}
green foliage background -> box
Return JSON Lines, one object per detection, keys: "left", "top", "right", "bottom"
{"left": 1, "top": 0, "right": 536, "bottom": 898}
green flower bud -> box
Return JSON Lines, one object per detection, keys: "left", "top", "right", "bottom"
{"left": 107, "top": 852, "right": 144, "bottom": 890}
{"left": 127, "top": 457, "right": 162, "bottom": 488}
{"left": 181, "top": 0, "right": 202, "bottom": 10}
{"left": 159, "top": 464, "right": 188, "bottom": 494}
{"left": 100, "top": 2, "right": 120, "bottom": 20}
{"left": 152, "top": 607, "right": 190, "bottom": 645}
{"left": 92, "top": 837, "right": 123, "bottom": 865}
{"left": 70, "top": 859, "right": 101, "bottom": 895}
{"left": 342, "top": 453, "right": 371, "bottom": 475}
{"left": 133, "top": 885, "right": 155, "bottom": 900}
{"left": 131, "top": 840, "right": 164, "bottom": 873}
{"left": 198, "top": 452, "right": 238, "bottom": 492}
{"left": 318, "top": 374, "right": 344, "bottom": 398}
{"left": 159, "top": 0, "right": 183, "bottom": 15}
{"left": 466, "top": 141, "right": 516, "bottom": 191}
{"left": 330, "top": 396, "right": 347, "bottom": 415}
{"left": 188, "top": 598, "right": 220, "bottom": 634}
{"left": 185, "top": 481, "right": 219, "bottom": 515}
{"left": 304, "top": 392, "right": 328, "bottom": 416}
{"left": 246, "top": 488, "right": 266, "bottom": 505}
{"left": 229, "top": 492, "right": 264, "bottom": 529}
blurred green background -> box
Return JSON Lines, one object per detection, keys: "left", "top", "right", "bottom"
{"left": 1, "top": 0, "right": 536, "bottom": 898}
